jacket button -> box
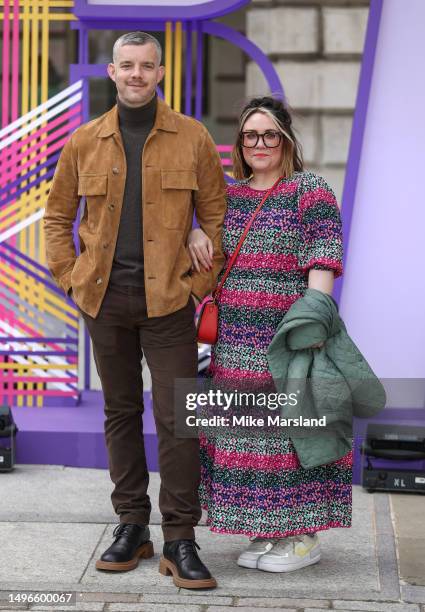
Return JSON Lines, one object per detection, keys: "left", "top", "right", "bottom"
{"left": 112, "top": 167, "right": 119, "bottom": 174}
{"left": 108, "top": 203, "right": 115, "bottom": 211}
{"left": 96, "top": 278, "right": 102, "bottom": 285}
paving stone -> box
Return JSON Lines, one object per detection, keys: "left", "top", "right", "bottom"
{"left": 236, "top": 598, "right": 330, "bottom": 608}
{"left": 332, "top": 601, "right": 420, "bottom": 611}
{"left": 78, "top": 593, "right": 138, "bottom": 603}
{"left": 0, "top": 466, "right": 161, "bottom": 526}
{"left": 391, "top": 494, "right": 425, "bottom": 587}
{"left": 30, "top": 604, "right": 104, "bottom": 612}
{"left": 304, "top": 609, "right": 340, "bottom": 612}
{"left": 140, "top": 593, "right": 233, "bottom": 605}
{"left": 207, "top": 608, "right": 297, "bottom": 612}
{"left": 107, "top": 605, "right": 201, "bottom": 612}
{"left": 0, "top": 523, "right": 105, "bottom": 584}
{"left": 401, "top": 585, "right": 425, "bottom": 604}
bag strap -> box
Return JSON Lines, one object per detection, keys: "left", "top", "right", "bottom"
{"left": 212, "top": 175, "right": 283, "bottom": 301}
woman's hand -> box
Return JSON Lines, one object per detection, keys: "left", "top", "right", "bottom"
{"left": 187, "top": 228, "right": 213, "bottom": 273}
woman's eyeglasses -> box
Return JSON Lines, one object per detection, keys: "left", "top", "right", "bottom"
{"left": 240, "top": 130, "right": 282, "bottom": 148}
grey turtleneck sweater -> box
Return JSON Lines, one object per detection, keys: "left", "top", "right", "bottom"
{"left": 109, "top": 94, "right": 157, "bottom": 286}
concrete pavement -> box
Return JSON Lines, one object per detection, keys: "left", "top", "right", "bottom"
{"left": 0, "top": 464, "right": 424, "bottom": 612}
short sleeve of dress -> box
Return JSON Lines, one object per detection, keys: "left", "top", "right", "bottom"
{"left": 297, "top": 173, "right": 343, "bottom": 278}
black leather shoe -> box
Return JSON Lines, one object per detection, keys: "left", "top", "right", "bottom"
{"left": 95, "top": 524, "right": 153, "bottom": 572}
{"left": 159, "top": 539, "right": 217, "bottom": 589}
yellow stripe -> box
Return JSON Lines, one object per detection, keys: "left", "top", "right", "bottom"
{"left": 165, "top": 22, "right": 173, "bottom": 107}
{"left": 0, "top": 12, "right": 75, "bottom": 20}
{"left": 173, "top": 21, "right": 182, "bottom": 113}
{"left": 39, "top": 0, "right": 50, "bottom": 266}
{"left": 37, "top": 382, "right": 43, "bottom": 407}
{"left": 17, "top": 381, "right": 23, "bottom": 406}
{"left": 0, "top": 363, "right": 76, "bottom": 371}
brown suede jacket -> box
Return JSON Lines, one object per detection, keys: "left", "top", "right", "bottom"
{"left": 43, "top": 98, "right": 226, "bottom": 318}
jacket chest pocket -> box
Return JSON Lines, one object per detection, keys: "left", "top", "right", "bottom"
{"left": 160, "top": 169, "right": 198, "bottom": 229}
{"left": 78, "top": 174, "right": 108, "bottom": 231}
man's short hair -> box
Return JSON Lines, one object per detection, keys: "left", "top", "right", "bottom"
{"left": 112, "top": 32, "right": 162, "bottom": 64}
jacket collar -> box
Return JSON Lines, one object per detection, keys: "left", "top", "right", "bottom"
{"left": 96, "top": 97, "right": 178, "bottom": 138}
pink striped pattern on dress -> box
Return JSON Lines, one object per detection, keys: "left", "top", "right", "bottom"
{"left": 202, "top": 440, "right": 301, "bottom": 470}
{"left": 219, "top": 289, "right": 301, "bottom": 310}
{"left": 235, "top": 252, "right": 299, "bottom": 271}
{"left": 299, "top": 186, "right": 338, "bottom": 214}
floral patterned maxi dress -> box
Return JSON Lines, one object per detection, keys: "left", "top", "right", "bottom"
{"left": 199, "top": 171, "right": 353, "bottom": 538}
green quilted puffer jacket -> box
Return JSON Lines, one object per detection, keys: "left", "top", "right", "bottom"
{"left": 267, "top": 288, "right": 386, "bottom": 468}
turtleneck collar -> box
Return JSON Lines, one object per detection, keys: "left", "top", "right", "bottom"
{"left": 117, "top": 94, "right": 157, "bottom": 127}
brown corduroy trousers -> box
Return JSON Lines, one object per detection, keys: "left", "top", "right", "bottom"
{"left": 80, "top": 283, "right": 200, "bottom": 541}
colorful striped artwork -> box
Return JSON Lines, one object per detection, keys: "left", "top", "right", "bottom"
{"left": 1, "top": 0, "right": 81, "bottom": 406}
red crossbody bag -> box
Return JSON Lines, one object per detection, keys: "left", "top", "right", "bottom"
{"left": 196, "top": 176, "right": 283, "bottom": 344}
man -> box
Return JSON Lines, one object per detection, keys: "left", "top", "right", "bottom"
{"left": 44, "top": 32, "right": 226, "bottom": 589}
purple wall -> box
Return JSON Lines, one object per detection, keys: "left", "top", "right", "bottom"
{"left": 339, "top": 0, "right": 425, "bottom": 395}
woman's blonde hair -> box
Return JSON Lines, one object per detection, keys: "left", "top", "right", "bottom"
{"left": 232, "top": 97, "right": 304, "bottom": 180}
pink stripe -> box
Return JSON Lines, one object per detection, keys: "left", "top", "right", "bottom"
{"left": 203, "top": 520, "right": 351, "bottom": 539}
{"left": 9, "top": 0, "right": 20, "bottom": 248}
{"left": 1, "top": 115, "right": 81, "bottom": 176}
{"left": 235, "top": 252, "right": 299, "bottom": 271}
{"left": 220, "top": 159, "right": 232, "bottom": 166}
{"left": 227, "top": 180, "right": 298, "bottom": 199}
{"left": 10, "top": 377, "right": 77, "bottom": 384}
{"left": 299, "top": 187, "right": 337, "bottom": 213}
{"left": 3, "top": 390, "right": 77, "bottom": 397}
{"left": 219, "top": 289, "right": 301, "bottom": 310}
{"left": 2, "top": 0, "right": 10, "bottom": 127}
{"left": 300, "top": 257, "right": 343, "bottom": 278}
{"left": 216, "top": 145, "right": 232, "bottom": 152}
{"left": 202, "top": 440, "right": 300, "bottom": 470}
{"left": 11, "top": 0, "right": 19, "bottom": 122}
{"left": 210, "top": 363, "right": 272, "bottom": 382}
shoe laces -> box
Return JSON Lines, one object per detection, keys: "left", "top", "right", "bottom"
{"left": 176, "top": 539, "right": 201, "bottom": 562}
{"left": 248, "top": 536, "right": 279, "bottom": 549}
{"left": 272, "top": 534, "right": 314, "bottom": 552}
{"left": 113, "top": 524, "right": 137, "bottom": 539}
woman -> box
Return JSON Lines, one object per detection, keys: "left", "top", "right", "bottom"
{"left": 188, "top": 96, "right": 352, "bottom": 573}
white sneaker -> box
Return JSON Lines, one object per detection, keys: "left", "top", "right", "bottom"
{"left": 237, "top": 537, "right": 280, "bottom": 569}
{"left": 257, "top": 533, "right": 321, "bottom": 573}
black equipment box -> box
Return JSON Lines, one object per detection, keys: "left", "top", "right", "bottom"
{"left": 0, "top": 405, "right": 18, "bottom": 472}
{"left": 361, "top": 423, "right": 425, "bottom": 493}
